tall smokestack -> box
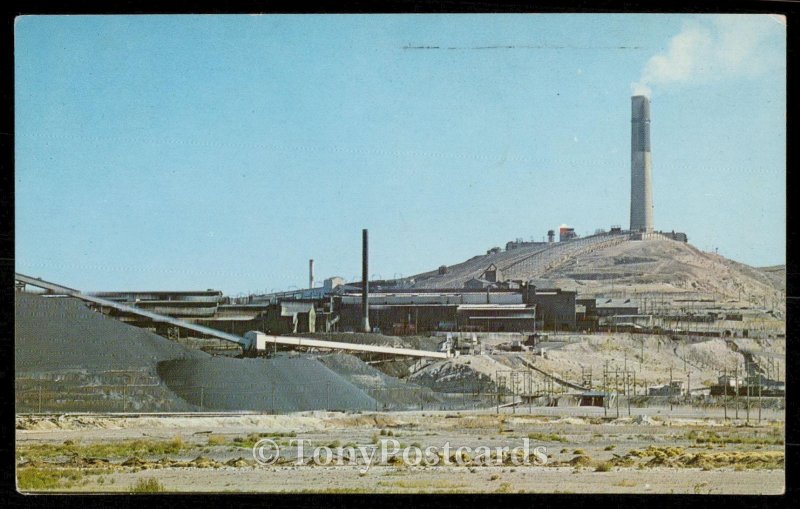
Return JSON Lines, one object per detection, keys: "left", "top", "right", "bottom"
{"left": 630, "top": 95, "right": 654, "bottom": 233}
{"left": 309, "top": 259, "right": 314, "bottom": 289}
{"left": 361, "top": 229, "right": 370, "bottom": 332}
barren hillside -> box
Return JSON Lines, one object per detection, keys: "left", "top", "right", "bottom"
{"left": 410, "top": 238, "right": 784, "bottom": 313}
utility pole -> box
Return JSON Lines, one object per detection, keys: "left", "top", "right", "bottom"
{"left": 723, "top": 368, "right": 728, "bottom": 420}
{"left": 758, "top": 372, "right": 762, "bottom": 424}
{"left": 640, "top": 337, "right": 644, "bottom": 370}
{"left": 627, "top": 371, "right": 632, "bottom": 416}
{"left": 735, "top": 363, "right": 739, "bottom": 419}
{"left": 603, "top": 361, "right": 608, "bottom": 417}
{"left": 687, "top": 371, "right": 691, "bottom": 404}
{"left": 746, "top": 361, "right": 751, "bottom": 424}
{"left": 669, "top": 367, "right": 673, "bottom": 411}
{"left": 495, "top": 370, "right": 500, "bottom": 415}
{"left": 683, "top": 341, "right": 687, "bottom": 373}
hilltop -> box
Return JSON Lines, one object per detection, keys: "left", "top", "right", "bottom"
{"left": 409, "top": 236, "right": 784, "bottom": 313}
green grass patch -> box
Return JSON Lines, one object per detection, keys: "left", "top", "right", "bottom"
{"left": 231, "top": 432, "right": 296, "bottom": 449}
{"left": 527, "top": 432, "right": 567, "bottom": 443}
{"left": 17, "top": 467, "right": 88, "bottom": 491}
{"left": 18, "top": 436, "right": 188, "bottom": 461}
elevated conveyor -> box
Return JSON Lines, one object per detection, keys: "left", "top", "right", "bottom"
{"left": 15, "top": 273, "right": 448, "bottom": 359}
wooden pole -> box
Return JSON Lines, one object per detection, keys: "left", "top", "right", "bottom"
{"left": 723, "top": 368, "right": 727, "bottom": 420}
{"left": 746, "top": 362, "right": 751, "bottom": 424}
{"left": 669, "top": 367, "right": 673, "bottom": 411}
{"left": 758, "top": 371, "right": 762, "bottom": 424}
{"left": 735, "top": 364, "right": 739, "bottom": 419}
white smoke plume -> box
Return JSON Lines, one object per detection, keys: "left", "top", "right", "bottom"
{"left": 631, "top": 15, "right": 785, "bottom": 97}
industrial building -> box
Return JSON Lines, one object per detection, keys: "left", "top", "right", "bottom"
{"left": 88, "top": 282, "right": 636, "bottom": 336}
{"left": 575, "top": 297, "right": 641, "bottom": 330}
{"left": 241, "top": 276, "right": 345, "bottom": 304}
{"left": 88, "top": 290, "right": 224, "bottom": 323}
{"left": 559, "top": 226, "right": 578, "bottom": 242}
{"left": 333, "top": 290, "right": 535, "bottom": 334}
{"left": 524, "top": 285, "right": 577, "bottom": 331}
{"left": 196, "top": 301, "right": 317, "bottom": 336}
{"left": 593, "top": 298, "right": 640, "bottom": 317}
{"left": 506, "top": 239, "right": 548, "bottom": 251}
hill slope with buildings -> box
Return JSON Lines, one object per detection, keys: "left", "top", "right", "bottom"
{"left": 408, "top": 237, "right": 783, "bottom": 314}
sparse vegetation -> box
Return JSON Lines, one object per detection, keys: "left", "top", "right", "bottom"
{"left": 569, "top": 455, "right": 593, "bottom": 467}
{"left": 687, "top": 431, "right": 783, "bottom": 446}
{"left": 527, "top": 432, "right": 567, "bottom": 443}
{"left": 377, "top": 479, "right": 467, "bottom": 490}
{"left": 231, "top": 432, "right": 295, "bottom": 449}
{"left": 207, "top": 435, "right": 226, "bottom": 446}
{"left": 594, "top": 461, "right": 613, "bottom": 472}
{"left": 130, "top": 477, "right": 165, "bottom": 493}
{"left": 17, "top": 467, "right": 87, "bottom": 491}
{"left": 18, "top": 436, "right": 187, "bottom": 461}
{"left": 624, "top": 445, "right": 784, "bottom": 470}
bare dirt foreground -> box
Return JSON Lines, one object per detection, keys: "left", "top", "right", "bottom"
{"left": 16, "top": 409, "right": 784, "bottom": 494}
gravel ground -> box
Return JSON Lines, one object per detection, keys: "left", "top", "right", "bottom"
{"left": 16, "top": 410, "right": 785, "bottom": 494}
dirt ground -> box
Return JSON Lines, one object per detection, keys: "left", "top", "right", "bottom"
{"left": 16, "top": 408, "right": 784, "bottom": 494}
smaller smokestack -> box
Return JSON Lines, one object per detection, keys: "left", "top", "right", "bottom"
{"left": 361, "top": 229, "right": 370, "bottom": 333}
{"left": 309, "top": 259, "right": 314, "bottom": 289}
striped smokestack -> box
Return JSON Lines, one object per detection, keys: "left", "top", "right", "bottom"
{"left": 630, "top": 95, "right": 654, "bottom": 233}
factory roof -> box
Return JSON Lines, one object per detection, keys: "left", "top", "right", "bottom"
{"left": 90, "top": 290, "right": 222, "bottom": 296}
{"left": 340, "top": 291, "right": 518, "bottom": 298}
{"left": 596, "top": 298, "right": 639, "bottom": 308}
{"left": 528, "top": 287, "right": 577, "bottom": 295}
{"left": 457, "top": 304, "right": 532, "bottom": 310}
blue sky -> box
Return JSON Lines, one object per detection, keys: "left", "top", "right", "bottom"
{"left": 15, "top": 14, "right": 786, "bottom": 295}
